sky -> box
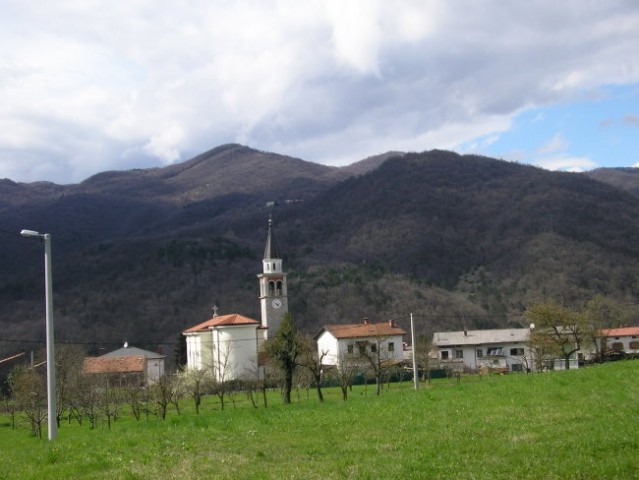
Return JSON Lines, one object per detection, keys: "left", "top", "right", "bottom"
{"left": 1, "top": 1, "right": 638, "bottom": 184}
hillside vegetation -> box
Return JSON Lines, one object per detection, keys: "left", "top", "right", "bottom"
{"left": 2, "top": 147, "right": 639, "bottom": 364}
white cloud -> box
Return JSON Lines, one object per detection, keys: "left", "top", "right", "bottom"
{"left": 534, "top": 155, "right": 597, "bottom": 172}
{"left": 0, "top": 0, "right": 638, "bottom": 182}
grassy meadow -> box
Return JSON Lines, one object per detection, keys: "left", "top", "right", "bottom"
{"left": 1, "top": 361, "right": 638, "bottom": 480}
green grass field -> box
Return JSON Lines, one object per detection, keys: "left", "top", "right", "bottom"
{"left": 1, "top": 361, "right": 638, "bottom": 480}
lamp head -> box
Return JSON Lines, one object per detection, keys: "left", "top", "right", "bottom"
{"left": 20, "top": 229, "right": 42, "bottom": 238}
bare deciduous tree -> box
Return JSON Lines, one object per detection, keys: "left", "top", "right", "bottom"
{"left": 357, "top": 336, "right": 400, "bottom": 396}
{"left": 332, "top": 353, "right": 359, "bottom": 401}
{"left": 526, "top": 301, "right": 586, "bottom": 370}
{"left": 265, "top": 312, "right": 302, "bottom": 404}
{"left": 297, "top": 334, "right": 328, "bottom": 403}
{"left": 9, "top": 366, "right": 47, "bottom": 437}
{"left": 153, "top": 374, "right": 181, "bottom": 420}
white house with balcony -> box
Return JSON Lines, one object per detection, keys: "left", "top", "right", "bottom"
{"left": 432, "top": 326, "right": 587, "bottom": 373}
{"left": 315, "top": 318, "right": 406, "bottom": 368}
{"left": 432, "top": 328, "right": 534, "bottom": 373}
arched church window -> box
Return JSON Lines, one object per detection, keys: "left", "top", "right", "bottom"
{"left": 268, "top": 281, "right": 275, "bottom": 295}
{"left": 276, "top": 281, "right": 282, "bottom": 295}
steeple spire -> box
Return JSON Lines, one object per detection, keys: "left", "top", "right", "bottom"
{"left": 263, "top": 215, "right": 281, "bottom": 260}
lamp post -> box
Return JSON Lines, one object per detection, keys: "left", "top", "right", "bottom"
{"left": 20, "top": 229, "right": 57, "bottom": 441}
{"left": 528, "top": 323, "right": 535, "bottom": 373}
{"left": 410, "top": 313, "right": 418, "bottom": 390}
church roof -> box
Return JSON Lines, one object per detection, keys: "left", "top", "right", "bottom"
{"left": 183, "top": 314, "right": 260, "bottom": 334}
{"left": 317, "top": 320, "right": 406, "bottom": 340}
{"left": 263, "top": 216, "right": 281, "bottom": 260}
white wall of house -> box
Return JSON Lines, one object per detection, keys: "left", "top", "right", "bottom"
{"left": 185, "top": 326, "right": 258, "bottom": 381}
{"left": 146, "top": 357, "right": 165, "bottom": 383}
{"left": 210, "top": 325, "right": 259, "bottom": 382}
{"left": 606, "top": 334, "right": 639, "bottom": 354}
{"left": 436, "top": 342, "right": 531, "bottom": 373}
{"left": 433, "top": 328, "right": 586, "bottom": 373}
{"left": 185, "top": 333, "right": 207, "bottom": 370}
{"left": 317, "top": 331, "right": 405, "bottom": 367}
{"left": 316, "top": 331, "right": 340, "bottom": 365}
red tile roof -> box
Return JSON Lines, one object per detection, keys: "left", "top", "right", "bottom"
{"left": 83, "top": 356, "right": 145, "bottom": 375}
{"left": 601, "top": 327, "right": 639, "bottom": 337}
{"left": 183, "top": 313, "right": 259, "bottom": 333}
{"left": 319, "top": 321, "right": 406, "bottom": 339}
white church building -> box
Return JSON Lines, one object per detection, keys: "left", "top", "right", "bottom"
{"left": 182, "top": 216, "right": 288, "bottom": 381}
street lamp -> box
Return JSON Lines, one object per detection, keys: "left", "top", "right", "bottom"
{"left": 20, "top": 229, "right": 57, "bottom": 441}
{"left": 410, "top": 313, "right": 418, "bottom": 390}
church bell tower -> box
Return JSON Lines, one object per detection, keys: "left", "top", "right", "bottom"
{"left": 258, "top": 216, "right": 288, "bottom": 337}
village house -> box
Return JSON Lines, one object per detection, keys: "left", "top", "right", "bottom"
{"left": 315, "top": 318, "right": 407, "bottom": 368}
{"left": 432, "top": 327, "right": 586, "bottom": 373}
{"left": 432, "top": 328, "right": 533, "bottom": 373}
{"left": 83, "top": 343, "right": 165, "bottom": 386}
{"left": 601, "top": 326, "right": 639, "bottom": 355}
{"left": 182, "top": 217, "right": 288, "bottom": 381}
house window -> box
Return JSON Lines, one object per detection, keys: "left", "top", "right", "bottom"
{"left": 612, "top": 342, "right": 624, "bottom": 351}
{"left": 511, "top": 364, "right": 523, "bottom": 373}
{"left": 629, "top": 341, "right": 639, "bottom": 349}
{"left": 371, "top": 343, "right": 377, "bottom": 353}
{"left": 487, "top": 347, "right": 503, "bottom": 356}
{"left": 476, "top": 349, "right": 483, "bottom": 358}
{"left": 347, "top": 344, "right": 354, "bottom": 354}
{"left": 441, "top": 350, "right": 449, "bottom": 360}
{"left": 358, "top": 344, "right": 367, "bottom": 355}
{"left": 510, "top": 348, "right": 524, "bottom": 356}
{"left": 388, "top": 342, "right": 395, "bottom": 352}
{"left": 455, "top": 349, "right": 464, "bottom": 359}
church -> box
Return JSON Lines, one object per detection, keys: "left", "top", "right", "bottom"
{"left": 182, "top": 216, "right": 288, "bottom": 382}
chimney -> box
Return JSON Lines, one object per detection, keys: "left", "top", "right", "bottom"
{"left": 363, "top": 317, "right": 370, "bottom": 325}
{"left": 388, "top": 319, "right": 395, "bottom": 328}
{"left": 464, "top": 328, "right": 468, "bottom": 337}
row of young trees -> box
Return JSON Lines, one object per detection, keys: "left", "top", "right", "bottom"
{"left": 12, "top": 295, "right": 620, "bottom": 438}
{"left": 2, "top": 312, "right": 414, "bottom": 437}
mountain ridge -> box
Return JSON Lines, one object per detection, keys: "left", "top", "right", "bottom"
{"left": 2, "top": 145, "right": 639, "bottom": 369}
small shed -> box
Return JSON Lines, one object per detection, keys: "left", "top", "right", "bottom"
{"left": 83, "top": 343, "right": 165, "bottom": 386}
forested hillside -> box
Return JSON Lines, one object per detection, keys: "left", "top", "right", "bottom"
{"left": 2, "top": 146, "right": 639, "bottom": 372}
